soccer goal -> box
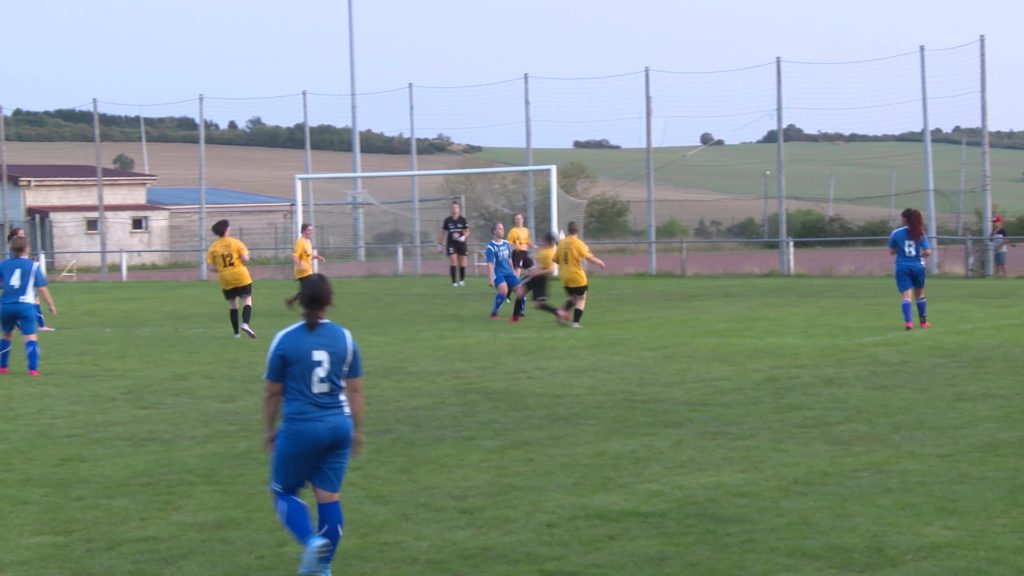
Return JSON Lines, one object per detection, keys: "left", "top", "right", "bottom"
{"left": 292, "top": 165, "right": 586, "bottom": 275}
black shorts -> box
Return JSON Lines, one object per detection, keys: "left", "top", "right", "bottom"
{"left": 563, "top": 284, "right": 588, "bottom": 297}
{"left": 222, "top": 283, "right": 253, "bottom": 300}
{"left": 296, "top": 275, "right": 316, "bottom": 289}
{"left": 446, "top": 242, "right": 468, "bottom": 257}
{"left": 523, "top": 275, "right": 549, "bottom": 301}
{"left": 511, "top": 249, "right": 533, "bottom": 269}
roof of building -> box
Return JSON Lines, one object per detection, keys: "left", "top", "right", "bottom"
{"left": 28, "top": 204, "right": 168, "bottom": 216}
{"left": 147, "top": 187, "right": 290, "bottom": 206}
{"left": 5, "top": 164, "right": 155, "bottom": 182}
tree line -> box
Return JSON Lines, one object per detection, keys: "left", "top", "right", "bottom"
{"left": 2, "top": 108, "right": 481, "bottom": 155}
{"left": 757, "top": 123, "right": 1024, "bottom": 150}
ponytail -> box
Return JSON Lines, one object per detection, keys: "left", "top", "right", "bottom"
{"left": 298, "top": 274, "right": 333, "bottom": 330}
{"left": 901, "top": 208, "right": 925, "bottom": 241}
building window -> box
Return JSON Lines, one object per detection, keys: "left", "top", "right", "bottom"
{"left": 132, "top": 217, "right": 149, "bottom": 232}
{"left": 86, "top": 218, "right": 98, "bottom": 233}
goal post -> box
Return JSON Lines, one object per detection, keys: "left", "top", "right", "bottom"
{"left": 293, "top": 165, "right": 567, "bottom": 272}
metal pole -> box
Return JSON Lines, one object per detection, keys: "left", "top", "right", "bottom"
{"left": 827, "top": 175, "right": 835, "bottom": 221}
{"left": 645, "top": 66, "right": 656, "bottom": 275}
{"left": 775, "top": 57, "right": 788, "bottom": 275}
{"left": 957, "top": 137, "right": 966, "bottom": 236}
{"left": 524, "top": 73, "right": 535, "bottom": 234}
{"left": 139, "top": 113, "right": 149, "bottom": 173}
{"left": 762, "top": 170, "right": 770, "bottom": 239}
{"left": 0, "top": 106, "right": 8, "bottom": 235}
{"left": 409, "top": 83, "right": 421, "bottom": 275}
{"left": 302, "top": 90, "right": 315, "bottom": 230}
{"left": 549, "top": 167, "right": 559, "bottom": 239}
{"left": 920, "top": 45, "right": 938, "bottom": 274}
{"left": 888, "top": 172, "right": 897, "bottom": 227}
{"left": 199, "top": 94, "right": 207, "bottom": 281}
{"left": 980, "top": 35, "right": 993, "bottom": 277}
{"left": 348, "top": 0, "right": 364, "bottom": 261}
{"left": 92, "top": 99, "right": 108, "bottom": 280}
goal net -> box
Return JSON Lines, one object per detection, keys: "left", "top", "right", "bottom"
{"left": 292, "top": 165, "right": 587, "bottom": 277}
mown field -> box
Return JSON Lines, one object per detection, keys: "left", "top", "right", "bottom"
{"left": 0, "top": 276, "right": 1020, "bottom": 576}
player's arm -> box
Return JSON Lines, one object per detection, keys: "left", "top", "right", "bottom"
{"left": 438, "top": 225, "right": 446, "bottom": 252}
{"left": 346, "top": 376, "right": 364, "bottom": 455}
{"left": 37, "top": 285, "right": 56, "bottom": 316}
{"left": 262, "top": 380, "right": 284, "bottom": 451}
{"left": 585, "top": 253, "right": 606, "bottom": 269}
{"left": 920, "top": 237, "right": 932, "bottom": 259}
{"left": 462, "top": 224, "right": 470, "bottom": 243}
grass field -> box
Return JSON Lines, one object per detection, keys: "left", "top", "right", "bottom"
{"left": 1, "top": 276, "right": 1021, "bottom": 576}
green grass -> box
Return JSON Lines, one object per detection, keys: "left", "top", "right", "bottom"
{"left": 1, "top": 276, "right": 1021, "bottom": 575}
{"left": 478, "top": 142, "right": 1024, "bottom": 215}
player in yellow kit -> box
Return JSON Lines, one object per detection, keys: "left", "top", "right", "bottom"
{"left": 553, "top": 221, "right": 605, "bottom": 328}
{"left": 207, "top": 219, "right": 257, "bottom": 338}
{"left": 506, "top": 213, "right": 534, "bottom": 277}
{"left": 287, "top": 223, "right": 326, "bottom": 306}
{"left": 511, "top": 232, "right": 562, "bottom": 322}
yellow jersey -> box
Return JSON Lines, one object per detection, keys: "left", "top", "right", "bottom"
{"left": 293, "top": 237, "right": 314, "bottom": 280}
{"left": 507, "top": 226, "right": 531, "bottom": 251}
{"left": 535, "top": 245, "right": 556, "bottom": 272}
{"left": 554, "top": 235, "right": 592, "bottom": 288}
{"left": 207, "top": 237, "right": 253, "bottom": 290}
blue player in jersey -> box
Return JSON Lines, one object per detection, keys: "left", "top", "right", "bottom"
{"left": 263, "top": 274, "right": 365, "bottom": 576}
{"left": 7, "top": 227, "right": 54, "bottom": 332}
{"left": 486, "top": 222, "right": 526, "bottom": 321}
{"left": 0, "top": 236, "right": 58, "bottom": 375}
{"left": 888, "top": 208, "right": 932, "bottom": 330}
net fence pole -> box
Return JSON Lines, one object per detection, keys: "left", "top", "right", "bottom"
{"left": 524, "top": 73, "right": 535, "bottom": 235}
{"left": 920, "top": 46, "right": 938, "bottom": 274}
{"left": 293, "top": 177, "right": 302, "bottom": 250}
{"left": 409, "top": 83, "right": 421, "bottom": 275}
{"left": 957, "top": 137, "right": 966, "bottom": 236}
{"left": 888, "top": 173, "right": 897, "bottom": 227}
{"left": 93, "top": 98, "right": 108, "bottom": 281}
{"left": 775, "top": 57, "right": 788, "bottom": 275}
{"left": 980, "top": 35, "right": 993, "bottom": 277}
{"left": 302, "top": 90, "right": 315, "bottom": 230}
{"left": 644, "top": 66, "right": 655, "bottom": 275}
{"left": 139, "top": 113, "right": 149, "bottom": 174}
{"left": 549, "top": 166, "right": 558, "bottom": 239}
{"left": 199, "top": 94, "right": 208, "bottom": 281}
{"left": 348, "top": 0, "right": 364, "bottom": 261}
{"left": 0, "top": 106, "right": 8, "bottom": 234}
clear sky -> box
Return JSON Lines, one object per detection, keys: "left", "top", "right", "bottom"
{"left": 4, "top": 0, "right": 1021, "bottom": 147}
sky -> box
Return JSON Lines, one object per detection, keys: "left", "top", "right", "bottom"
{"left": 4, "top": 0, "right": 1022, "bottom": 148}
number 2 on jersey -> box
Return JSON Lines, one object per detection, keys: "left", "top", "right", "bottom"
{"left": 311, "top": 350, "right": 330, "bottom": 394}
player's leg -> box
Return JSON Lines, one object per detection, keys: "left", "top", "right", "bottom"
{"left": 270, "top": 424, "right": 326, "bottom": 574}
{"left": 34, "top": 298, "right": 52, "bottom": 331}
{"left": 448, "top": 249, "right": 458, "bottom": 285}
{"left": 895, "top": 268, "right": 914, "bottom": 329}
{"left": 240, "top": 288, "right": 256, "bottom": 338}
{"left": 913, "top": 270, "right": 928, "bottom": 327}
{"left": 491, "top": 278, "right": 509, "bottom": 318}
{"left": 224, "top": 289, "right": 241, "bottom": 336}
{"left": 309, "top": 417, "right": 353, "bottom": 573}
{"left": 571, "top": 287, "right": 589, "bottom": 327}
{"left": 457, "top": 250, "right": 467, "bottom": 285}
{"left": 508, "top": 276, "right": 525, "bottom": 321}
{"left": 0, "top": 319, "right": 13, "bottom": 374}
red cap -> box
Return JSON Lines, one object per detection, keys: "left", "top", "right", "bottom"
{"left": 992, "top": 216, "right": 1003, "bottom": 223}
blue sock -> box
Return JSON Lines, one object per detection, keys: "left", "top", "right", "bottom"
{"left": 26, "top": 341, "right": 39, "bottom": 371}
{"left": 491, "top": 293, "right": 506, "bottom": 315}
{"left": 273, "top": 490, "right": 315, "bottom": 545}
{"left": 35, "top": 304, "right": 45, "bottom": 328}
{"left": 901, "top": 300, "right": 912, "bottom": 323}
{"left": 916, "top": 298, "right": 927, "bottom": 321}
{"left": 317, "top": 501, "right": 344, "bottom": 563}
{"left": 0, "top": 338, "right": 10, "bottom": 368}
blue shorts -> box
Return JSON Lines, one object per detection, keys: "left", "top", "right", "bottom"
{"left": 494, "top": 274, "right": 521, "bottom": 290}
{"left": 895, "top": 263, "right": 926, "bottom": 293}
{"left": 995, "top": 252, "right": 1007, "bottom": 266}
{"left": 271, "top": 416, "right": 353, "bottom": 494}
{"left": 1, "top": 303, "right": 37, "bottom": 335}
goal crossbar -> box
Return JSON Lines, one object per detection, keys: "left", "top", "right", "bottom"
{"left": 293, "top": 164, "right": 560, "bottom": 241}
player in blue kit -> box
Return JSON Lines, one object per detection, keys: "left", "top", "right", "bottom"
{"left": 0, "top": 236, "right": 57, "bottom": 375}
{"left": 888, "top": 208, "right": 932, "bottom": 330}
{"left": 263, "top": 274, "right": 365, "bottom": 576}
{"left": 7, "top": 227, "right": 54, "bottom": 332}
{"left": 486, "top": 222, "right": 525, "bottom": 321}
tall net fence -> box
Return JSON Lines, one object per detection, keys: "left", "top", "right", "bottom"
{"left": 2, "top": 37, "right": 1010, "bottom": 279}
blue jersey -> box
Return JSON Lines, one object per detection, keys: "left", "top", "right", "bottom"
{"left": 0, "top": 257, "right": 48, "bottom": 305}
{"left": 486, "top": 239, "right": 515, "bottom": 278}
{"left": 264, "top": 320, "right": 362, "bottom": 423}
{"left": 888, "top": 226, "right": 930, "bottom": 266}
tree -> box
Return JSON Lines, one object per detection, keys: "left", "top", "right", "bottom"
{"left": 700, "top": 132, "right": 715, "bottom": 145}
{"left": 558, "top": 161, "right": 596, "bottom": 199}
{"left": 245, "top": 116, "right": 266, "bottom": 131}
{"left": 112, "top": 153, "right": 135, "bottom": 171}
{"left": 583, "top": 193, "right": 630, "bottom": 239}
{"left": 656, "top": 217, "right": 689, "bottom": 239}
{"left": 227, "top": 120, "right": 239, "bottom": 131}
